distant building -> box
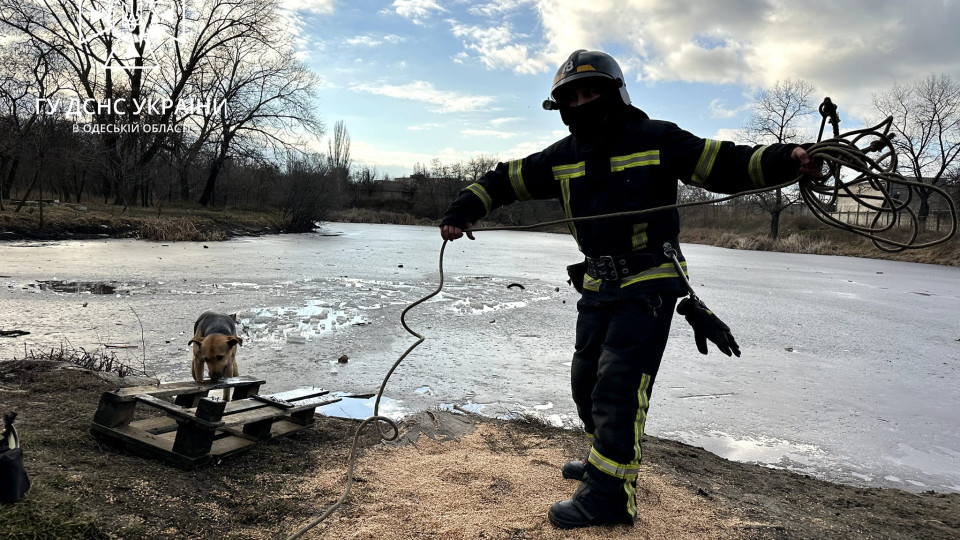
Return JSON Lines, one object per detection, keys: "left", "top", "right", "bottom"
{"left": 832, "top": 177, "right": 955, "bottom": 231}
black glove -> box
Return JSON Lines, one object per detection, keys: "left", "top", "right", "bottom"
{"left": 676, "top": 296, "right": 741, "bottom": 357}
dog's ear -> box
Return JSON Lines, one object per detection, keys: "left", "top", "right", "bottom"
{"left": 227, "top": 336, "right": 243, "bottom": 348}
{"left": 188, "top": 338, "right": 202, "bottom": 346}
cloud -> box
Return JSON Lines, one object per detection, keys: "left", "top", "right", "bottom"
{"left": 389, "top": 0, "right": 446, "bottom": 24}
{"left": 284, "top": 0, "right": 334, "bottom": 14}
{"left": 468, "top": 0, "right": 536, "bottom": 17}
{"left": 489, "top": 117, "right": 523, "bottom": 126}
{"left": 504, "top": 137, "right": 563, "bottom": 158}
{"left": 461, "top": 129, "right": 517, "bottom": 139}
{"left": 465, "top": 0, "right": 960, "bottom": 119}
{"left": 350, "top": 80, "right": 496, "bottom": 113}
{"left": 408, "top": 123, "right": 444, "bottom": 131}
{"left": 709, "top": 98, "right": 750, "bottom": 120}
{"left": 343, "top": 34, "right": 404, "bottom": 47}
{"left": 712, "top": 128, "right": 743, "bottom": 142}
{"left": 448, "top": 20, "right": 548, "bottom": 74}
{"left": 347, "top": 138, "right": 440, "bottom": 172}
{"left": 346, "top": 35, "right": 381, "bottom": 47}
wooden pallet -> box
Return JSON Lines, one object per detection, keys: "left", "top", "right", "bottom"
{"left": 89, "top": 376, "right": 341, "bottom": 469}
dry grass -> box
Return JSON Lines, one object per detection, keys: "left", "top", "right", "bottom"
{"left": 0, "top": 201, "right": 284, "bottom": 240}
{"left": 681, "top": 225, "right": 960, "bottom": 266}
{"left": 331, "top": 207, "right": 434, "bottom": 226}
{"left": 7, "top": 344, "right": 149, "bottom": 378}
{"left": 677, "top": 210, "right": 960, "bottom": 266}
{"left": 138, "top": 217, "right": 227, "bottom": 242}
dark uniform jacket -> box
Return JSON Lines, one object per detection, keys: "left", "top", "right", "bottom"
{"left": 441, "top": 106, "right": 802, "bottom": 296}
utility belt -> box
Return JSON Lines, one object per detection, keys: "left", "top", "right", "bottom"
{"left": 584, "top": 251, "right": 659, "bottom": 282}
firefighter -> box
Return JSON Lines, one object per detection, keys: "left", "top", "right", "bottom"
{"left": 439, "top": 49, "right": 820, "bottom": 529}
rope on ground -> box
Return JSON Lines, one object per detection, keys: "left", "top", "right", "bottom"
{"left": 283, "top": 118, "right": 956, "bottom": 539}
{"left": 283, "top": 242, "right": 449, "bottom": 540}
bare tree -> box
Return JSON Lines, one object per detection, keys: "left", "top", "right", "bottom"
{"left": 873, "top": 74, "right": 960, "bottom": 222}
{"left": 0, "top": 37, "right": 68, "bottom": 211}
{"left": 196, "top": 40, "right": 323, "bottom": 206}
{"left": 326, "top": 120, "right": 351, "bottom": 209}
{"left": 466, "top": 154, "right": 498, "bottom": 182}
{"left": 0, "top": 38, "right": 66, "bottom": 207}
{"left": 0, "top": 0, "right": 289, "bottom": 206}
{"left": 739, "top": 79, "right": 817, "bottom": 239}
{"left": 282, "top": 151, "right": 332, "bottom": 231}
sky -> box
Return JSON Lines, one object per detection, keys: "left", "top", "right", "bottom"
{"left": 283, "top": 0, "right": 960, "bottom": 179}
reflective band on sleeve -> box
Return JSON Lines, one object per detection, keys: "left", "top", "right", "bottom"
{"left": 587, "top": 447, "right": 639, "bottom": 480}
{"left": 749, "top": 146, "right": 769, "bottom": 188}
{"left": 691, "top": 139, "right": 721, "bottom": 186}
{"left": 508, "top": 159, "right": 532, "bottom": 201}
{"left": 610, "top": 151, "right": 660, "bottom": 172}
{"left": 620, "top": 261, "right": 687, "bottom": 288}
{"left": 552, "top": 162, "right": 586, "bottom": 181}
{"left": 464, "top": 183, "right": 492, "bottom": 214}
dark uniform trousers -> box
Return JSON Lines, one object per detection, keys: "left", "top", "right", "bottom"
{"left": 570, "top": 290, "right": 677, "bottom": 521}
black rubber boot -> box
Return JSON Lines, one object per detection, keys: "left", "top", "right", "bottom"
{"left": 549, "top": 470, "right": 636, "bottom": 529}
{"left": 548, "top": 498, "right": 634, "bottom": 529}
{"left": 561, "top": 458, "right": 586, "bottom": 480}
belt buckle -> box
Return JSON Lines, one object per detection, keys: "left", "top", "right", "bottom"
{"left": 599, "top": 255, "right": 620, "bottom": 281}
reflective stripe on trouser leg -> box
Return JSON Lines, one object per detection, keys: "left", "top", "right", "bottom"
{"left": 574, "top": 294, "right": 676, "bottom": 520}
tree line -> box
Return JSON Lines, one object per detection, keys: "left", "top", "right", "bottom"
{"left": 0, "top": 0, "right": 328, "bottom": 227}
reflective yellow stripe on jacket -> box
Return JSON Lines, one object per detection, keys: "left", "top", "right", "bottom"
{"left": 691, "top": 139, "right": 721, "bottom": 186}
{"left": 552, "top": 162, "right": 586, "bottom": 247}
{"left": 610, "top": 150, "right": 659, "bottom": 172}
{"left": 508, "top": 159, "right": 532, "bottom": 201}
{"left": 465, "top": 183, "right": 492, "bottom": 214}
{"left": 552, "top": 162, "right": 586, "bottom": 180}
{"left": 748, "top": 146, "right": 769, "bottom": 188}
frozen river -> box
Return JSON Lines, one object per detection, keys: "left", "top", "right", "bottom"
{"left": 1, "top": 222, "right": 958, "bottom": 493}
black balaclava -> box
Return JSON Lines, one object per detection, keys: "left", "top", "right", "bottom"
{"left": 558, "top": 89, "right": 625, "bottom": 143}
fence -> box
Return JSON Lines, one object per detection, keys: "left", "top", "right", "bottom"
{"left": 829, "top": 210, "right": 954, "bottom": 233}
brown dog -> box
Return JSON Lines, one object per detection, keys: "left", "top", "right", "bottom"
{"left": 189, "top": 311, "right": 242, "bottom": 400}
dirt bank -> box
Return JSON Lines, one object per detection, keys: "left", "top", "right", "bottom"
{"left": 0, "top": 363, "right": 957, "bottom": 540}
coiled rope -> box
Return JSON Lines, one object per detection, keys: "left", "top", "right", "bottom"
{"left": 284, "top": 115, "right": 956, "bottom": 539}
